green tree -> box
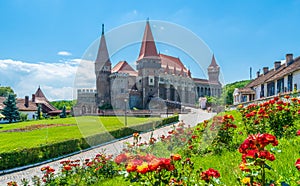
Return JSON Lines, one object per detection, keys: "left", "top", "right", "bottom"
{"left": 1, "top": 94, "right": 20, "bottom": 123}
{"left": 60, "top": 105, "right": 67, "bottom": 118}
{"left": 0, "top": 86, "right": 14, "bottom": 97}
{"left": 37, "top": 104, "right": 41, "bottom": 120}
{"left": 221, "top": 80, "right": 251, "bottom": 105}
{"left": 50, "top": 100, "right": 75, "bottom": 110}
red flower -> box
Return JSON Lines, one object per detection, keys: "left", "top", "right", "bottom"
{"left": 114, "top": 153, "right": 128, "bottom": 165}
{"left": 63, "top": 165, "right": 72, "bottom": 171}
{"left": 296, "top": 130, "right": 300, "bottom": 136}
{"left": 148, "top": 158, "right": 161, "bottom": 171}
{"left": 284, "top": 95, "right": 290, "bottom": 99}
{"left": 201, "top": 168, "right": 220, "bottom": 182}
{"left": 295, "top": 158, "right": 300, "bottom": 171}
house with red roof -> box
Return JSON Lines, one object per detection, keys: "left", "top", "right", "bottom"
{"left": 0, "top": 87, "right": 58, "bottom": 120}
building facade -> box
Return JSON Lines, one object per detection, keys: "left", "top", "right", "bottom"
{"left": 234, "top": 53, "right": 300, "bottom": 105}
{"left": 74, "top": 20, "right": 222, "bottom": 115}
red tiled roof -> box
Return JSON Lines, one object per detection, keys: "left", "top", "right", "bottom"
{"left": 138, "top": 20, "right": 159, "bottom": 60}
{"left": 193, "top": 78, "right": 220, "bottom": 85}
{"left": 34, "top": 87, "right": 57, "bottom": 112}
{"left": 0, "top": 97, "right": 37, "bottom": 111}
{"left": 159, "top": 54, "right": 189, "bottom": 76}
{"left": 112, "top": 61, "right": 138, "bottom": 76}
{"left": 266, "top": 56, "right": 300, "bottom": 82}
{"left": 16, "top": 98, "right": 37, "bottom": 111}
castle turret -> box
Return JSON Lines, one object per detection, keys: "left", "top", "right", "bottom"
{"left": 136, "top": 19, "right": 161, "bottom": 108}
{"left": 207, "top": 54, "right": 220, "bottom": 83}
{"left": 95, "top": 24, "right": 111, "bottom": 106}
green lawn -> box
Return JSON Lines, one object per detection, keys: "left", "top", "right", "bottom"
{"left": 0, "top": 116, "right": 160, "bottom": 153}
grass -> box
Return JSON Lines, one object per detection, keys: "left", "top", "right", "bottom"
{"left": 0, "top": 116, "right": 160, "bottom": 153}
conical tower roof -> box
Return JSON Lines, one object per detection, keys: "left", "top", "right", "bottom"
{"left": 95, "top": 24, "right": 111, "bottom": 66}
{"left": 35, "top": 86, "right": 46, "bottom": 98}
{"left": 138, "top": 20, "right": 159, "bottom": 60}
{"left": 208, "top": 54, "right": 219, "bottom": 68}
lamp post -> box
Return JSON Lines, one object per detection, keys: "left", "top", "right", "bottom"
{"left": 166, "top": 99, "right": 169, "bottom": 117}
{"left": 124, "top": 98, "right": 128, "bottom": 127}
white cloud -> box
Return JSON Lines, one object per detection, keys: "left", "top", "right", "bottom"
{"left": 0, "top": 59, "right": 80, "bottom": 101}
{"left": 57, "top": 51, "right": 72, "bottom": 56}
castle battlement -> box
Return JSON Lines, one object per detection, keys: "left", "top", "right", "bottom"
{"left": 77, "top": 88, "right": 97, "bottom": 93}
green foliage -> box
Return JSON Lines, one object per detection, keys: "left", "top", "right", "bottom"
{"left": 36, "top": 104, "right": 41, "bottom": 120}
{"left": 99, "top": 103, "right": 113, "bottom": 110}
{"left": 0, "top": 86, "right": 14, "bottom": 97}
{"left": 221, "top": 79, "right": 251, "bottom": 105}
{"left": 50, "top": 100, "right": 76, "bottom": 110}
{"left": 1, "top": 94, "right": 20, "bottom": 123}
{"left": 60, "top": 105, "right": 67, "bottom": 118}
{"left": 19, "top": 112, "right": 28, "bottom": 121}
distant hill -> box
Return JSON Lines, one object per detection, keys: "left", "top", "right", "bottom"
{"left": 50, "top": 100, "right": 76, "bottom": 110}
{"left": 222, "top": 80, "right": 251, "bottom": 105}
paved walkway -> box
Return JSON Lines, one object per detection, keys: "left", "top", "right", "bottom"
{"left": 0, "top": 108, "right": 215, "bottom": 185}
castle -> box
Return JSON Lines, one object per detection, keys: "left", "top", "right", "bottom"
{"left": 74, "top": 20, "right": 221, "bottom": 115}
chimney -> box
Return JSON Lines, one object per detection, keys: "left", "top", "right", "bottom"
{"left": 25, "top": 96, "right": 29, "bottom": 107}
{"left": 274, "top": 61, "right": 281, "bottom": 70}
{"left": 32, "top": 94, "right": 35, "bottom": 102}
{"left": 286, "top": 53, "right": 293, "bottom": 64}
{"left": 257, "top": 71, "right": 260, "bottom": 78}
{"left": 263, "top": 67, "right": 269, "bottom": 75}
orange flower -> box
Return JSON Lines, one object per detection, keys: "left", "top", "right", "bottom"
{"left": 171, "top": 154, "right": 182, "bottom": 161}
{"left": 136, "top": 162, "right": 149, "bottom": 174}
{"left": 133, "top": 132, "right": 139, "bottom": 138}
{"left": 126, "top": 162, "right": 137, "bottom": 172}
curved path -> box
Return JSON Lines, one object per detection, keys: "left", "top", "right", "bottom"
{"left": 0, "top": 108, "right": 215, "bottom": 185}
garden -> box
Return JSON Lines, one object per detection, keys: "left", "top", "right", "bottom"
{"left": 0, "top": 115, "right": 180, "bottom": 170}
{"left": 6, "top": 95, "right": 300, "bottom": 185}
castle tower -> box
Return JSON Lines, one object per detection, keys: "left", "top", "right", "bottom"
{"left": 207, "top": 54, "right": 220, "bottom": 83}
{"left": 136, "top": 19, "right": 161, "bottom": 109}
{"left": 95, "top": 24, "right": 111, "bottom": 106}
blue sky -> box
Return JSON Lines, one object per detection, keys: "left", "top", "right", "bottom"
{"left": 1, "top": 0, "right": 300, "bottom": 100}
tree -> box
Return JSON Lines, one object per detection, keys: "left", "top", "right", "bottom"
{"left": 37, "top": 104, "right": 41, "bottom": 120}
{"left": 221, "top": 80, "right": 251, "bottom": 105}
{"left": 1, "top": 94, "right": 20, "bottom": 123}
{"left": 60, "top": 105, "right": 67, "bottom": 118}
{"left": 0, "top": 86, "right": 14, "bottom": 97}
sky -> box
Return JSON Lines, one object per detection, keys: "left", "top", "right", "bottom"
{"left": 0, "top": 0, "right": 300, "bottom": 100}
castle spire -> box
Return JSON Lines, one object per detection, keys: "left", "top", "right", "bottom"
{"left": 102, "top": 24, "right": 104, "bottom": 35}
{"left": 138, "top": 19, "right": 158, "bottom": 60}
{"left": 95, "top": 23, "right": 111, "bottom": 69}
{"left": 209, "top": 54, "right": 218, "bottom": 67}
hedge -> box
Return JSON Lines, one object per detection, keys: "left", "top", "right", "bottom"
{"left": 0, "top": 115, "right": 178, "bottom": 171}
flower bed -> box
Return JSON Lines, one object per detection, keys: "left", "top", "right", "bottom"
{"left": 4, "top": 96, "right": 300, "bottom": 185}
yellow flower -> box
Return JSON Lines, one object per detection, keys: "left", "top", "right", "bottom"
{"left": 241, "top": 177, "right": 250, "bottom": 184}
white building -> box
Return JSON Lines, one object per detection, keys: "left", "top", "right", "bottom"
{"left": 234, "top": 53, "right": 300, "bottom": 105}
